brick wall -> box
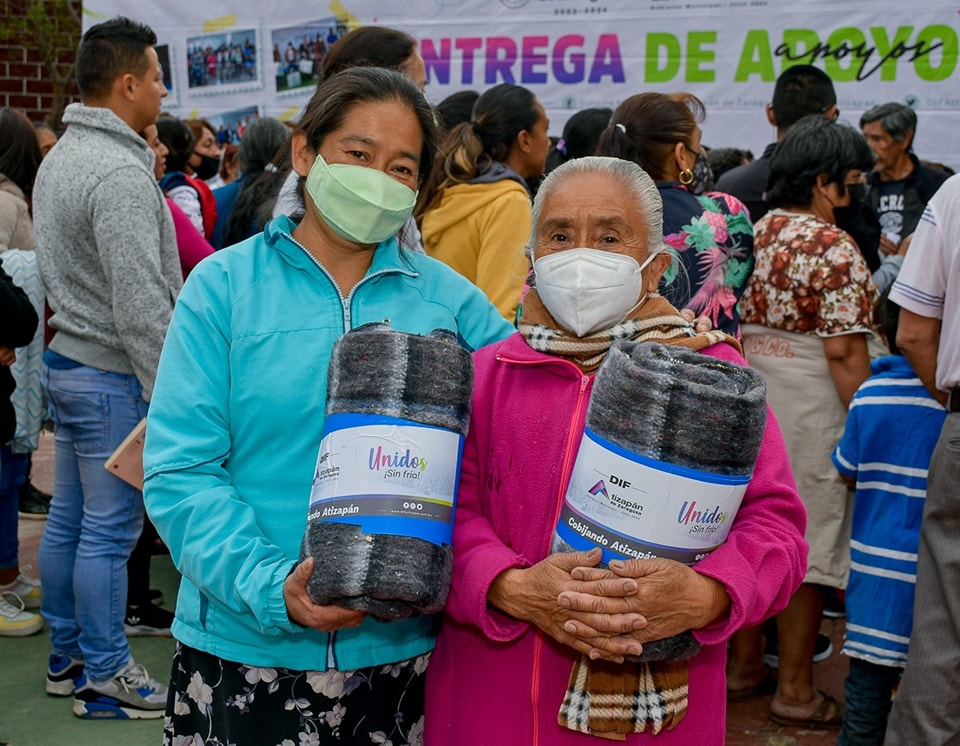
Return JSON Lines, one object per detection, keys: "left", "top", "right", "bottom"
{"left": 0, "top": 0, "right": 82, "bottom": 128}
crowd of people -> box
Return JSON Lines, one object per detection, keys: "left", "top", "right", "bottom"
{"left": 187, "top": 37, "right": 257, "bottom": 88}
{"left": 1, "top": 13, "right": 958, "bottom": 746}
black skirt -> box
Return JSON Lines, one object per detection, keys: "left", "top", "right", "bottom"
{"left": 163, "top": 643, "right": 429, "bottom": 745}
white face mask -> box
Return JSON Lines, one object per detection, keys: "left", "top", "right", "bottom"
{"left": 534, "top": 248, "right": 662, "bottom": 337}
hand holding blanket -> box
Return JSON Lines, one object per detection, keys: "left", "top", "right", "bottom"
{"left": 300, "top": 323, "right": 474, "bottom": 621}
{"left": 554, "top": 340, "right": 767, "bottom": 737}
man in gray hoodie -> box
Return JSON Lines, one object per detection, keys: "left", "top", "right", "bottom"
{"left": 32, "top": 16, "right": 180, "bottom": 720}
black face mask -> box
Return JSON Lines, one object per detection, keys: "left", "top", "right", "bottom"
{"left": 845, "top": 183, "right": 867, "bottom": 204}
{"left": 689, "top": 150, "right": 714, "bottom": 195}
{"left": 193, "top": 153, "right": 220, "bottom": 181}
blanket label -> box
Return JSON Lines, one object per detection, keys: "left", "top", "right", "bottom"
{"left": 555, "top": 428, "right": 749, "bottom": 565}
{"left": 307, "top": 413, "right": 464, "bottom": 546}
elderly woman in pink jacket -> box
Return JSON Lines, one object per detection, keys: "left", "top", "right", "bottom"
{"left": 424, "top": 156, "right": 808, "bottom": 745}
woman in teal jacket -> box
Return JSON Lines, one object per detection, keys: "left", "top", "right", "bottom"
{"left": 143, "top": 68, "right": 512, "bottom": 745}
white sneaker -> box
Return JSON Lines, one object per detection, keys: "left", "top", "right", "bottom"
{"left": 0, "top": 594, "right": 43, "bottom": 637}
{"left": 0, "top": 573, "right": 41, "bottom": 609}
{"left": 72, "top": 659, "right": 168, "bottom": 719}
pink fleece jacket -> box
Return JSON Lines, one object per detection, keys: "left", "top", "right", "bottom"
{"left": 425, "top": 333, "right": 808, "bottom": 746}
{"left": 166, "top": 197, "right": 214, "bottom": 279}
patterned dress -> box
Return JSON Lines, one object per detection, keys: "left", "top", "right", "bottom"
{"left": 163, "top": 644, "right": 430, "bottom": 746}
{"left": 740, "top": 211, "right": 876, "bottom": 336}
{"left": 740, "top": 209, "right": 877, "bottom": 587}
{"left": 658, "top": 183, "right": 755, "bottom": 338}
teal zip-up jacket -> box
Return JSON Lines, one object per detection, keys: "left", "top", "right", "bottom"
{"left": 143, "top": 215, "right": 514, "bottom": 671}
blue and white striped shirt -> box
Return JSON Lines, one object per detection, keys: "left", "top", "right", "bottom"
{"left": 832, "top": 355, "right": 946, "bottom": 668}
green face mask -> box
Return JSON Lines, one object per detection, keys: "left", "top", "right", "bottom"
{"left": 304, "top": 154, "right": 418, "bottom": 244}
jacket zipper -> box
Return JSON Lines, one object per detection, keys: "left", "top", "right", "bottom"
{"left": 284, "top": 230, "right": 403, "bottom": 333}
{"left": 499, "top": 354, "right": 591, "bottom": 746}
{"left": 285, "top": 229, "right": 402, "bottom": 670}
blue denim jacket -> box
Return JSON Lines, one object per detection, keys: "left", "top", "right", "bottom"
{"left": 143, "top": 215, "right": 512, "bottom": 670}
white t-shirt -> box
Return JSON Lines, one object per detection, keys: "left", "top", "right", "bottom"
{"left": 889, "top": 173, "right": 960, "bottom": 391}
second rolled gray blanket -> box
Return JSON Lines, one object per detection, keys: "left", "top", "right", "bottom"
{"left": 300, "top": 322, "right": 474, "bottom": 621}
{"left": 553, "top": 341, "right": 767, "bottom": 660}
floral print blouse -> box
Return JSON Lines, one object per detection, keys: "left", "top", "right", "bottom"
{"left": 740, "top": 210, "right": 877, "bottom": 336}
{"left": 659, "top": 183, "right": 755, "bottom": 338}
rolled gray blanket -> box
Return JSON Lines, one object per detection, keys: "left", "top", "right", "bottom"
{"left": 553, "top": 341, "right": 767, "bottom": 661}
{"left": 300, "top": 323, "right": 474, "bottom": 621}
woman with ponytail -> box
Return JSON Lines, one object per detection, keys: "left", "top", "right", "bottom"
{"left": 596, "top": 93, "right": 754, "bottom": 338}
{"left": 418, "top": 83, "right": 550, "bottom": 320}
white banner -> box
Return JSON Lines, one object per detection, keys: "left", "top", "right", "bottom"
{"left": 84, "top": 0, "right": 960, "bottom": 167}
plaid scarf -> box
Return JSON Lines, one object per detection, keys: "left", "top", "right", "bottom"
{"left": 517, "top": 285, "right": 740, "bottom": 373}
{"left": 559, "top": 658, "right": 690, "bottom": 739}
{"left": 517, "top": 285, "right": 741, "bottom": 739}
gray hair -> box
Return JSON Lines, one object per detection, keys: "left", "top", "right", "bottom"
{"left": 527, "top": 156, "right": 669, "bottom": 261}
{"left": 860, "top": 102, "right": 917, "bottom": 147}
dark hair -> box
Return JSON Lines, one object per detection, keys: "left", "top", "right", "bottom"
{"left": 221, "top": 117, "right": 290, "bottom": 248}
{"left": 156, "top": 116, "right": 195, "bottom": 174}
{"left": 76, "top": 16, "right": 157, "bottom": 100}
{"left": 706, "top": 147, "right": 753, "bottom": 182}
{"left": 545, "top": 107, "right": 612, "bottom": 173}
{"left": 418, "top": 83, "right": 540, "bottom": 215}
{"left": 321, "top": 26, "right": 417, "bottom": 81}
{"left": 595, "top": 92, "right": 704, "bottom": 181}
{"left": 185, "top": 118, "right": 216, "bottom": 147}
{"left": 296, "top": 67, "right": 436, "bottom": 190}
{"left": 771, "top": 65, "right": 836, "bottom": 129}
{"left": 0, "top": 108, "right": 42, "bottom": 195}
{"left": 435, "top": 90, "right": 480, "bottom": 134}
{"left": 878, "top": 290, "right": 902, "bottom": 356}
{"left": 766, "top": 116, "right": 874, "bottom": 208}
{"left": 860, "top": 102, "right": 917, "bottom": 147}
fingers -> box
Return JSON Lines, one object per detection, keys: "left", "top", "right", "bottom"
{"left": 283, "top": 557, "right": 366, "bottom": 631}
{"left": 547, "top": 547, "right": 603, "bottom": 572}
{"left": 693, "top": 315, "right": 712, "bottom": 333}
{"left": 563, "top": 611, "right": 647, "bottom": 636}
{"left": 558, "top": 576, "right": 638, "bottom": 610}
{"left": 289, "top": 556, "right": 314, "bottom": 591}
{"left": 607, "top": 557, "right": 672, "bottom": 578}
{"left": 569, "top": 566, "right": 613, "bottom": 582}
{"left": 571, "top": 628, "right": 645, "bottom": 660}
{"left": 560, "top": 631, "right": 629, "bottom": 663}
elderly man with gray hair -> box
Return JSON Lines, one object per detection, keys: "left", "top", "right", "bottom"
{"left": 860, "top": 102, "right": 948, "bottom": 261}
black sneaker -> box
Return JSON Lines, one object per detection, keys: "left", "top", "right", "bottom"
{"left": 47, "top": 653, "right": 85, "bottom": 696}
{"left": 18, "top": 483, "right": 51, "bottom": 520}
{"left": 148, "top": 588, "right": 164, "bottom": 606}
{"left": 124, "top": 603, "right": 173, "bottom": 637}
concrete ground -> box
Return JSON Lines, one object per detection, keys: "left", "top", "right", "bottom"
{"left": 2, "top": 432, "right": 849, "bottom": 745}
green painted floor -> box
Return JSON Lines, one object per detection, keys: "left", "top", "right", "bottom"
{"left": 0, "top": 554, "right": 180, "bottom": 746}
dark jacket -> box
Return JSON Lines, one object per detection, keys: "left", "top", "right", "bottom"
{"left": 717, "top": 141, "right": 883, "bottom": 272}
{"left": 866, "top": 154, "right": 950, "bottom": 241}
{"left": 714, "top": 142, "right": 777, "bottom": 223}
{"left": 0, "top": 264, "right": 39, "bottom": 444}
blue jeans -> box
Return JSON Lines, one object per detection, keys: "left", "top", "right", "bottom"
{"left": 0, "top": 446, "right": 29, "bottom": 569}
{"left": 838, "top": 656, "right": 902, "bottom": 745}
{"left": 38, "top": 364, "right": 147, "bottom": 682}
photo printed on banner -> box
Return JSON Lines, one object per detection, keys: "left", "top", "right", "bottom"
{"left": 206, "top": 105, "right": 260, "bottom": 145}
{"left": 271, "top": 19, "right": 348, "bottom": 96}
{"left": 155, "top": 43, "right": 179, "bottom": 108}
{"left": 186, "top": 28, "right": 262, "bottom": 95}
